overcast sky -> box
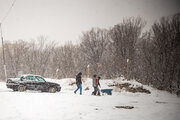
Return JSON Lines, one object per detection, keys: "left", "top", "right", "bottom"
{"left": 0, "top": 0, "right": 180, "bottom": 45}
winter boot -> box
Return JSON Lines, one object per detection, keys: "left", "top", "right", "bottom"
{"left": 97, "top": 91, "right": 101, "bottom": 96}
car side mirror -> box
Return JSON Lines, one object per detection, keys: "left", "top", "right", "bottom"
{"left": 20, "top": 77, "right": 25, "bottom": 81}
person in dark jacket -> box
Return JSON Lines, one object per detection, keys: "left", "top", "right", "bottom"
{"left": 74, "top": 72, "right": 82, "bottom": 95}
{"left": 92, "top": 74, "right": 98, "bottom": 95}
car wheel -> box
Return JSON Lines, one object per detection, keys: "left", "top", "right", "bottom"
{"left": 49, "top": 87, "right": 57, "bottom": 93}
{"left": 18, "top": 85, "right": 26, "bottom": 92}
{"left": 13, "top": 88, "right": 18, "bottom": 91}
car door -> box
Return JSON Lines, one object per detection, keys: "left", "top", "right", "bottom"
{"left": 24, "top": 75, "right": 36, "bottom": 90}
{"left": 34, "top": 76, "right": 47, "bottom": 91}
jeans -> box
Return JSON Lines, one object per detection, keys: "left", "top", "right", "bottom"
{"left": 74, "top": 84, "right": 82, "bottom": 95}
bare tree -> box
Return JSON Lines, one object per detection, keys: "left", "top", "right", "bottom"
{"left": 80, "top": 28, "right": 109, "bottom": 75}
{"left": 137, "top": 13, "right": 180, "bottom": 91}
{"left": 109, "top": 17, "right": 145, "bottom": 78}
{"left": 52, "top": 42, "right": 77, "bottom": 78}
{"left": 4, "top": 40, "right": 30, "bottom": 77}
{"left": 151, "top": 13, "right": 180, "bottom": 90}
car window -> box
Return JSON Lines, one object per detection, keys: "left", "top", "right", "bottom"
{"left": 35, "top": 76, "right": 46, "bottom": 82}
{"left": 25, "top": 76, "right": 35, "bottom": 81}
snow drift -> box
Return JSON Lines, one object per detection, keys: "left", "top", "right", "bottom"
{"left": 0, "top": 77, "right": 180, "bottom": 120}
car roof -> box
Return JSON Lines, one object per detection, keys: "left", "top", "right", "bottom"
{"left": 19, "top": 74, "right": 42, "bottom": 78}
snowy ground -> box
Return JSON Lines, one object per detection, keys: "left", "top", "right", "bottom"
{"left": 0, "top": 78, "right": 180, "bottom": 120}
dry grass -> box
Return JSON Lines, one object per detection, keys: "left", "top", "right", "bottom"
{"left": 69, "top": 82, "right": 76, "bottom": 86}
{"left": 84, "top": 87, "right": 90, "bottom": 91}
{"left": 109, "top": 83, "right": 151, "bottom": 94}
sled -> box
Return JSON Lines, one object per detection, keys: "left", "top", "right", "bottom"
{"left": 101, "top": 89, "right": 113, "bottom": 95}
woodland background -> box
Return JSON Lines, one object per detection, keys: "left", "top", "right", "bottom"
{"left": 0, "top": 13, "right": 179, "bottom": 92}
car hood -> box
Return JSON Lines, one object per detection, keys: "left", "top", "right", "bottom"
{"left": 46, "top": 81, "right": 60, "bottom": 86}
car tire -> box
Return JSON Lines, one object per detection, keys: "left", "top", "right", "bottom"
{"left": 18, "top": 85, "right": 26, "bottom": 92}
{"left": 13, "top": 88, "right": 18, "bottom": 91}
{"left": 49, "top": 87, "right": 57, "bottom": 93}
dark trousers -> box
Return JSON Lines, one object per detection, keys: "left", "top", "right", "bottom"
{"left": 92, "top": 86, "right": 98, "bottom": 95}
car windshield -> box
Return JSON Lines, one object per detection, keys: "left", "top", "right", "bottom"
{"left": 35, "top": 76, "right": 46, "bottom": 82}
{"left": 17, "top": 75, "right": 23, "bottom": 78}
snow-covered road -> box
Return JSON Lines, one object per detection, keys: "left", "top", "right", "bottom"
{"left": 0, "top": 78, "right": 180, "bottom": 120}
